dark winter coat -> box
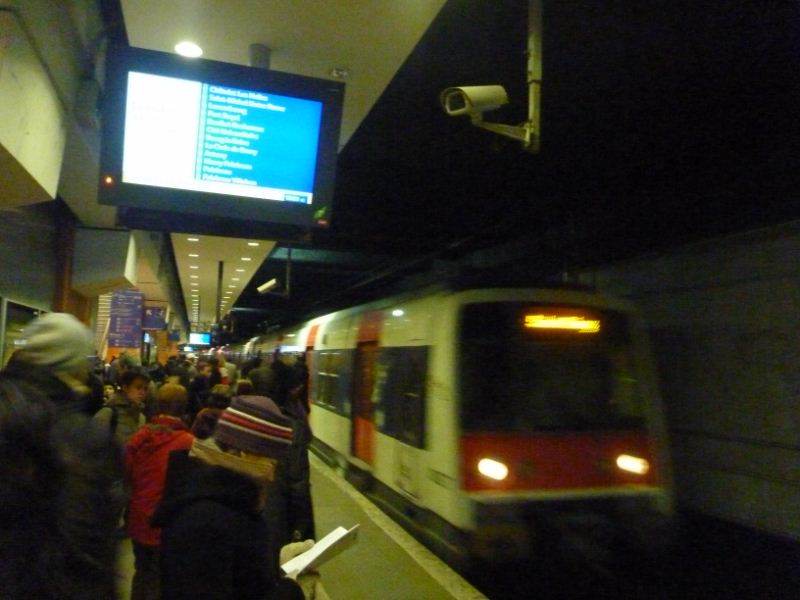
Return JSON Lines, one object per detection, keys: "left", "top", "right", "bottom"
{"left": 248, "top": 364, "right": 275, "bottom": 397}
{"left": 151, "top": 450, "right": 304, "bottom": 600}
{"left": 187, "top": 375, "right": 210, "bottom": 422}
{"left": 261, "top": 411, "right": 315, "bottom": 579}
{"left": 0, "top": 354, "right": 92, "bottom": 415}
{"left": 0, "top": 378, "right": 122, "bottom": 600}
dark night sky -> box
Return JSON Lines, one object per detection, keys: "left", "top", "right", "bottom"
{"left": 323, "top": 0, "right": 800, "bottom": 263}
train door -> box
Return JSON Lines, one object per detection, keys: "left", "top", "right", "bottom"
{"left": 395, "top": 434, "right": 420, "bottom": 498}
{"left": 351, "top": 341, "right": 378, "bottom": 465}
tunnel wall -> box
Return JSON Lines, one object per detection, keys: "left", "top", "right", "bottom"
{"left": 581, "top": 221, "right": 800, "bottom": 541}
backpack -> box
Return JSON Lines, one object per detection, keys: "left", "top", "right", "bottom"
{"left": 97, "top": 404, "right": 119, "bottom": 435}
{"left": 109, "top": 404, "right": 119, "bottom": 435}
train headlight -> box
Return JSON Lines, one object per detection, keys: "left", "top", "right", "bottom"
{"left": 616, "top": 454, "right": 650, "bottom": 475}
{"left": 478, "top": 458, "right": 509, "bottom": 481}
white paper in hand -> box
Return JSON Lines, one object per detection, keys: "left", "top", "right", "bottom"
{"left": 281, "top": 524, "right": 360, "bottom": 575}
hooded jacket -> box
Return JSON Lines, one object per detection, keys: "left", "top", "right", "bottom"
{"left": 1, "top": 354, "right": 92, "bottom": 414}
{"left": 0, "top": 378, "right": 122, "bottom": 600}
{"left": 93, "top": 391, "right": 145, "bottom": 447}
{"left": 151, "top": 450, "right": 303, "bottom": 600}
{"left": 124, "top": 415, "right": 195, "bottom": 546}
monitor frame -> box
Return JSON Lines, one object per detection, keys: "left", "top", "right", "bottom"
{"left": 98, "top": 46, "right": 344, "bottom": 234}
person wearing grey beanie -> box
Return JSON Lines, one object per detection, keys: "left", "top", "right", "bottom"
{"left": 17, "top": 313, "right": 95, "bottom": 373}
{"left": 1, "top": 313, "right": 96, "bottom": 414}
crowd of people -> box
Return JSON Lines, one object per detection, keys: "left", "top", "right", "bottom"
{"left": 0, "top": 313, "right": 325, "bottom": 600}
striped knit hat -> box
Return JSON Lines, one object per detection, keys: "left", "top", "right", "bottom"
{"left": 214, "top": 395, "right": 294, "bottom": 459}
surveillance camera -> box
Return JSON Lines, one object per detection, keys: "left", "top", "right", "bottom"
{"left": 257, "top": 278, "right": 279, "bottom": 294}
{"left": 440, "top": 85, "right": 509, "bottom": 118}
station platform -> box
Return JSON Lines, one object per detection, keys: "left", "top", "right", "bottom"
{"left": 115, "top": 453, "right": 487, "bottom": 599}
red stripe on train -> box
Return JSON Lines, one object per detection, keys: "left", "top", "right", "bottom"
{"left": 460, "top": 431, "right": 657, "bottom": 492}
{"left": 306, "top": 324, "right": 319, "bottom": 349}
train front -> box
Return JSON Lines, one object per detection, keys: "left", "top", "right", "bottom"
{"left": 455, "top": 297, "right": 675, "bottom": 568}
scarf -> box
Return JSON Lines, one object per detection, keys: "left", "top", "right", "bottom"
{"left": 188, "top": 437, "right": 277, "bottom": 485}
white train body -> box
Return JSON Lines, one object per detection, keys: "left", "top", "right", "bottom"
{"left": 239, "top": 285, "right": 674, "bottom": 563}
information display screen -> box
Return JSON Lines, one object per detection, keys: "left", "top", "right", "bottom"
{"left": 99, "top": 46, "right": 344, "bottom": 233}
{"left": 123, "top": 72, "right": 322, "bottom": 204}
{"left": 189, "top": 332, "right": 211, "bottom": 345}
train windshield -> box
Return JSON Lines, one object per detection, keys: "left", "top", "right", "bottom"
{"left": 459, "top": 303, "right": 645, "bottom": 432}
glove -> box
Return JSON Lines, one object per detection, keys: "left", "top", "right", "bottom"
{"left": 280, "top": 539, "right": 315, "bottom": 567}
{"left": 281, "top": 539, "right": 320, "bottom": 599}
{"left": 296, "top": 571, "right": 321, "bottom": 600}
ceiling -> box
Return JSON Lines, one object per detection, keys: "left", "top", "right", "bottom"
{"left": 100, "top": 0, "right": 800, "bottom": 340}
{"left": 114, "top": 0, "right": 448, "bottom": 334}
{"left": 170, "top": 234, "right": 274, "bottom": 327}
{"left": 119, "top": 0, "right": 447, "bottom": 150}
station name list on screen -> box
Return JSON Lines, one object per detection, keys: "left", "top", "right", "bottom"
{"left": 195, "top": 85, "right": 286, "bottom": 186}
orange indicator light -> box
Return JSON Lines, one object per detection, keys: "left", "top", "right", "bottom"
{"left": 524, "top": 314, "right": 601, "bottom": 333}
{"left": 103, "top": 175, "right": 114, "bottom": 185}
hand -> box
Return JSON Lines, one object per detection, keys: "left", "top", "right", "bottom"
{"left": 296, "top": 571, "right": 321, "bottom": 600}
{"left": 280, "top": 539, "right": 315, "bottom": 567}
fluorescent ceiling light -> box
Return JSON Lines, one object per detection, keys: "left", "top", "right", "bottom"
{"left": 175, "top": 41, "right": 203, "bottom": 58}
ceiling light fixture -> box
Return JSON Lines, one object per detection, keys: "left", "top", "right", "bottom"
{"left": 257, "top": 278, "right": 279, "bottom": 294}
{"left": 188, "top": 253, "right": 199, "bottom": 258}
{"left": 175, "top": 41, "right": 203, "bottom": 58}
{"left": 247, "top": 242, "right": 260, "bottom": 247}
{"left": 187, "top": 237, "right": 199, "bottom": 242}
{"left": 241, "top": 257, "right": 252, "bottom": 261}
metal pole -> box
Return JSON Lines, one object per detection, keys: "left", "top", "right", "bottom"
{"left": 249, "top": 44, "right": 271, "bottom": 70}
{"left": 285, "top": 246, "right": 292, "bottom": 299}
{"left": 216, "top": 260, "right": 223, "bottom": 324}
{"left": 0, "top": 298, "right": 7, "bottom": 366}
{"left": 527, "top": 0, "right": 543, "bottom": 153}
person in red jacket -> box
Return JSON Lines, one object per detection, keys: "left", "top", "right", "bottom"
{"left": 125, "top": 383, "right": 194, "bottom": 600}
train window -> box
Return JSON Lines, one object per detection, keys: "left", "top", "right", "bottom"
{"left": 458, "top": 303, "right": 644, "bottom": 433}
{"left": 311, "top": 349, "right": 353, "bottom": 415}
{"left": 373, "top": 346, "right": 428, "bottom": 448}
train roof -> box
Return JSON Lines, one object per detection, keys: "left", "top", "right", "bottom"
{"left": 265, "top": 267, "right": 601, "bottom": 331}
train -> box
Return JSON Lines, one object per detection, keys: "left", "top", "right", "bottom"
{"left": 225, "top": 282, "right": 676, "bottom": 569}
